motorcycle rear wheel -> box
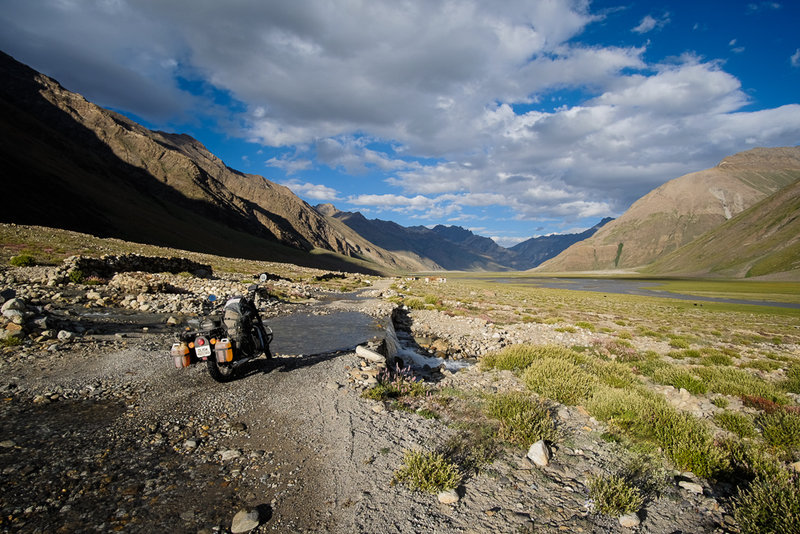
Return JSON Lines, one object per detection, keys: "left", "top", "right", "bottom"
{"left": 207, "top": 358, "right": 236, "bottom": 382}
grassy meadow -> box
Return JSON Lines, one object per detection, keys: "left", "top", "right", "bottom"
{"left": 382, "top": 274, "right": 800, "bottom": 532}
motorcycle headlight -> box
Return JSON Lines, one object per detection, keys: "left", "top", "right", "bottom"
{"left": 201, "top": 319, "right": 216, "bottom": 331}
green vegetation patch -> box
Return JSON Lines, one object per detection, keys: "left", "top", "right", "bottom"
{"left": 694, "top": 367, "right": 787, "bottom": 403}
{"left": 714, "top": 411, "right": 758, "bottom": 439}
{"left": 587, "top": 386, "right": 726, "bottom": 477}
{"left": 480, "top": 344, "right": 579, "bottom": 372}
{"left": 756, "top": 410, "right": 800, "bottom": 459}
{"left": 522, "top": 358, "right": 598, "bottom": 405}
{"left": 588, "top": 474, "right": 644, "bottom": 516}
{"left": 734, "top": 472, "right": 800, "bottom": 534}
{"left": 652, "top": 366, "right": 708, "bottom": 395}
{"left": 485, "top": 392, "right": 558, "bottom": 446}
{"left": 9, "top": 254, "right": 35, "bottom": 267}
{"left": 394, "top": 449, "right": 462, "bottom": 493}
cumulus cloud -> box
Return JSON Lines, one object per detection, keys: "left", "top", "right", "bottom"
{"left": 792, "top": 49, "right": 800, "bottom": 67}
{"left": 266, "top": 155, "right": 312, "bottom": 174}
{"left": 281, "top": 180, "right": 341, "bottom": 202}
{"left": 2, "top": 0, "right": 799, "bottom": 232}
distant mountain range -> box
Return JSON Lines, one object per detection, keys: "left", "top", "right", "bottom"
{"left": 315, "top": 204, "right": 610, "bottom": 271}
{"left": 537, "top": 147, "right": 800, "bottom": 277}
{"left": 2, "top": 51, "right": 798, "bottom": 279}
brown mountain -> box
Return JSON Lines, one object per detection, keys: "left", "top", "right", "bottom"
{"left": 643, "top": 178, "right": 800, "bottom": 278}
{"left": 536, "top": 147, "right": 800, "bottom": 273}
{"left": 0, "top": 51, "right": 424, "bottom": 274}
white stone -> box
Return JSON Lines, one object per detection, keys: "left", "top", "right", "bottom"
{"left": 1, "top": 298, "right": 25, "bottom": 312}
{"left": 790, "top": 461, "right": 800, "bottom": 473}
{"left": 231, "top": 509, "right": 260, "bottom": 533}
{"left": 220, "top": 449, "right": 242, "bottom": 461}
{"left": 438, "top": 489, "right": 460, "bottom": 504}
{"left": 678, "top": 481, "right": 704, "bottom": 494}
{"left": 57, "top": 330, "right": 74, "bottom": 341}
{"left": 526, "top": 440, "right": 551, "bottom": 467}
{"left": 355, "top": 345, "right": 386, "bottom": 363}
{"left": 619, "top": 513, "right": 641, "bottom": 528}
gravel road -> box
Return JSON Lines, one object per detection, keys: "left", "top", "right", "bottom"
{"left": 1, "top": 279, "right": 732, "bottom": 533}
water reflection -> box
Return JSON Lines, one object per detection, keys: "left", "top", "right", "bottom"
{"left": 268, "top": 311, "right": 384, "bottom": 355}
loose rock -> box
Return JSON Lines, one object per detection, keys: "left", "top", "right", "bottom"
{"left": 526, "top": 440, "right": 551, "bottom": 467}
{"left": 231, "top": 508, "right": 260, "bottom": 533}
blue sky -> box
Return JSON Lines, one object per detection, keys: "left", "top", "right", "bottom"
{"left": 2, "top": 0, "right": 799, "bottom": 247}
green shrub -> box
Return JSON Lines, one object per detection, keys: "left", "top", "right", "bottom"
{"left": 404, "top": 298, "right": 426, "bottom": 310}
{"left": 588, "top": 359, "right": 639, "bottom": 389}
{"left": 652, "top": 366, "right": 708, "bottom": 394}
{"left": 587, "top": 386, "right": 726, "bottom": 477}
{"left": 486, "top": 392, "right": 558, "bottom": 446}
{"left": 711, "top": 397, "right": 729, "bottom": 409}
{"left": 695, "top": 367, "right": 787, "bottom": 403}
{"left": 575, "top": 321, "right": 595, "bottom": 331}
{"left": 588, "top": 474, "right": 644, "bottom": 516}
{"left": 714, "top": 411, "right": 758, "bottom": 439}
{"left": 734, "top": 473, "right": 800, "bottom": 534}
{"left": 9, "top": 254, "right": 35, "bottom": 267}
{"left": 394, "top": 449, "right": 462, "bottom": 493}
{"left": 669, "top": 337, "right": 691, "bottom": 349}
{"left": 741, "top": 359, "right": 783, "bottom": 372}
{"left": 756, "top": 410, "right": 800, "bottom": 458}
{"left": 701, "top": 353, "right": 734, "bottom": 366}
{"left": 68, "top": 269, "right": 85, "bottom": 284}
{"left": 522, "top": 358, "right": 598, "bottom": 405}
{"left": 782, "top": 365, "right": 800, "bottom": 394}
{"left": 480, "top": 344, "right": 580, "bottom": 372}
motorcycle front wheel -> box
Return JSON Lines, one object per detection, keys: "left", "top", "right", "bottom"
{"left": 207, "top": 358, "right": 236, "bottom": 382}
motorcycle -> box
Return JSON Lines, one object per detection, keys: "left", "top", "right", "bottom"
{"left": 171, "top": 279, "right": 273, "bottom": 382}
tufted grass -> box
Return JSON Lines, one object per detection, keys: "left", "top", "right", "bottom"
{"left": 393, "top": 449, "right": 462, "bottom": 493}
{"left": 714, "top": 411, "right": 758, "bottom": 439}
{"left": 652, "top": 366, "right": 708, "bottom": 394}
{"left": 522, "top": 358, "right": 598, "bottom": 405}
{"left": 588, "top": 474, "right": 644, "bottom": 516}
{"left": 485, "top": 392, "right": 558, "bottom": 446}
{"left": 479, "top": 344, "right": 580, "bottom": 372}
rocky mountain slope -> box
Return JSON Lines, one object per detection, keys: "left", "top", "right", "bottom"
{"left": 644, "top": 177, "right": 800, "bottom": 278}
{"left": 536, "top": 147, "right": 800, "bottom": 274}
{"left": 0, "top": 51, "right": 424, "bottom": 274}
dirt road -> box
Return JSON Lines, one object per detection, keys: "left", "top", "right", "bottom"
{"left": 1, "top": 281, "right": 730, "bottom": 533}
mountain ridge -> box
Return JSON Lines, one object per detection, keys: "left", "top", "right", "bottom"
{"left": 0, "top": 50, "right": 428, "bottom": 274}
{"left": 536, "top": 147, "right": 800, "bottom": 275}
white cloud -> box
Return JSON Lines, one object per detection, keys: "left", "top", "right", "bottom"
{"left": 2, "top": 0, "right": 799, "bottom": 232}
{"left": 632, "top": 13, "right": 670, "bottom": 34}
{"left": 266, "top": 155, "right": 312, "bottom": 174}
{"left": 281, "top": 180, "right": 341, "bottom": 201}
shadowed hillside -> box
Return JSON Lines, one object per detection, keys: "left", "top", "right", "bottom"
{"left": 0, "top": 51, "right": 422, "bottom": 274}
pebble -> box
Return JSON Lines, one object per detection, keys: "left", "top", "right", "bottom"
{"left": 231, "top": 509, "right": 260, "bottom": 533}
{"left": 221, "top": 449, "right": 242, "bottom": 461}
{"left": 619, "top": 513, "right": 641, "bottom": 528}
{"left": 438, "top": 489, "right": 460, "bottom": 504}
